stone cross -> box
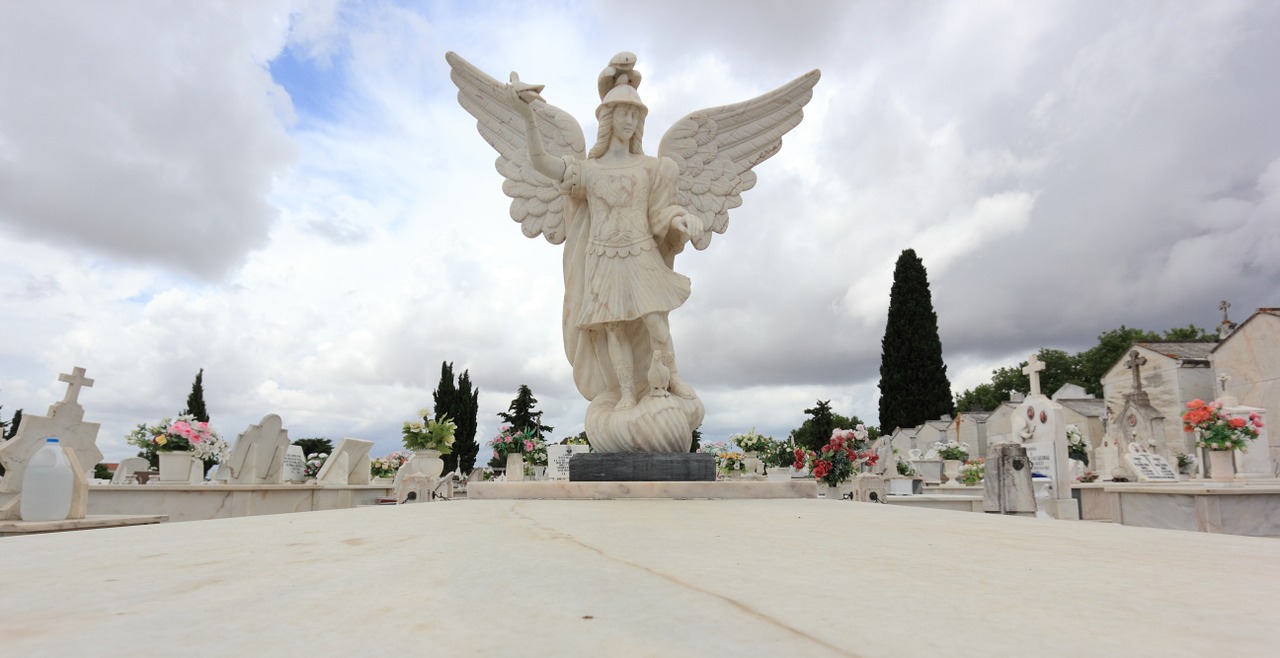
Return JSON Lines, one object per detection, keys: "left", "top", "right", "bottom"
{"left": 1219, "top": 299, "right": 1231, "bottom": 324}
{"left": 1023, "top": 354, "right": 1046, "bottom": 397}
{"left": 1218, "top": 373, "right": 1231, "bottom": 395}
{"left": 1125, "top": 350, "right": 1147, "bottom": 393}
{"left": 58, "top": 367, "right": 95, "bottom": 404}
{"left": 0, "top": 367, "right": 102, "bottom": 492}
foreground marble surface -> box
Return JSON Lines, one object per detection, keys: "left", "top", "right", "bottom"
{"left": 1, "top": 499, "right": 1276, "bottom": 656}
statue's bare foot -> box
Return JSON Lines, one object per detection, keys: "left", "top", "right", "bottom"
{"left": 616, "top": 389, "right": 637, "bottom": 410}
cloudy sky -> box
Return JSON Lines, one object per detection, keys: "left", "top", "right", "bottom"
{"left": 2, "top": 1, "right": 1277, "bottom": 464}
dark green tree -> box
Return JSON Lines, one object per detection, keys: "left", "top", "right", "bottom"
{"left": 181, "top": 368, "right": 215, "bottom": 472}
{"left": 7, "top": 409, "right": 17, "bottom": 439}
{"left": 4, "top": 407, "right": 21, "bottom": 440}
{"left": 877, "top": 249, "right": 955, "bottom": 433}
{"left": 954, "top": 348, "right": 1087, "bottom": 411}
{"left": 1078, "top": 326, "right": 1160, "bottom": 397}
{"left": 183, "top": 368, "right": 209, "bottom": 422}
{"left": 497, "top": 384, "right": 554, "bottom": 438}
{"left": 791, "top": 401, "right": 881, "bottom": 451}
{"left": 292, "top": 437, "right": 334, "bottom": 457}
{"left": 432, "top": 362, "right": 480, "bottom": 475}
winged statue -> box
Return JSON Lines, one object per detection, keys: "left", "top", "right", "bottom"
{"left": 447, "top": 51, "right": 819, "bottom": 453}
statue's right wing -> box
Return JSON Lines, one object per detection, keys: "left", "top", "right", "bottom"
{"left": 446, "top": 52, "right": 586, "bottom": 244}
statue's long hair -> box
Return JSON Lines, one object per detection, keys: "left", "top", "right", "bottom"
{"left": 588, "top": 103, "right": 645, "bottom": 160}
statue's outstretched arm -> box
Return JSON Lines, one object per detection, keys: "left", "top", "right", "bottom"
{"left": 508, "top": 80, "right": 566, "bottom": 182}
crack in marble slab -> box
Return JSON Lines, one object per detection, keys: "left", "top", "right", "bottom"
{"left": 508, "top": 502, "right": 861, "bottom": 657}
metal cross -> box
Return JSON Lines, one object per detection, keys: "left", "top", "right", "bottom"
{"left": 57, "top": 366, "right": 95, "bottom": 404}
{"left": 1125, "top": 350, "right": 1146, "bottom": 393}
{"left": 1219, "top": 300, "right": 1231, "bottom": 324}
{"left": 1023, "top": 353, "right": 1046, "bottom": 397}
{"left": 1218, "top": 373, "right": 1231, "bottom": 394}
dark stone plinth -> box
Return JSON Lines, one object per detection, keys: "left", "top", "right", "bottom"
{"left": 569, "top": 453, "right": 716, "bottom": 482}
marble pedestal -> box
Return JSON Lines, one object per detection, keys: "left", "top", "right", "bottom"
{"left": 569, "top": 453, "right": 715, "bottom": 481}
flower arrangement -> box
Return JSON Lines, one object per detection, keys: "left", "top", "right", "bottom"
{"left": 933, "top": 439, "right": 968, "bottom": 461}
{"left": 1066, "top": 424, "right": 1089, "bottom": 455}
{"left": 402, "top": 412, "right": 456, "bottom": 454}
{"left": 1077, "top": 470, "right": 1099, "bottom": 483}
{"left": 729, "top": 429, "right": 771, "bottom": 454}
{"left": 124, "top": 415, "right": 229, "bottom": 463}
{"left": 370, "top": 451, "right": 413, "bottom": 479}
{"left": 564, "top": 434, "right": 591, "bottom": 446}
{"left": 718, "top": 450, "right": 746, "bottom": 476}
{"left": 698, "top": 441, "right": 746, "bottom": 476}
{"left": 896, "top": 457, "right": 917, "bottom": 477}
{"left": 524, "top": 436, "right": 549, "bottom": 466}
{"left": 304, "top": 453, "right": 328, "bottom": 478}
{"left": 794, "top": 428, "right": 878, "bottom": 487}
{"left": 761, "top": 438, "right": 796, "bottom": 468}
{"left": 1182, "top": 399, "right": 1263, "bottom": 452}
{"left": 489, "top": 426, "right": 537, "bottom": 458}
{"left": 959, "top": 458, "right": 985, "bottom": 485}
{"left": 1175, "top": 452, "right": 1197, "bottom": 473}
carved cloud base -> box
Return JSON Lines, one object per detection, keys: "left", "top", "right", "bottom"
{"left": 585, "top": 392, "right": 704, "bottom": 453}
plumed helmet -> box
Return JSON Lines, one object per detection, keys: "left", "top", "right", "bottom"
{"left": 597, "top": 83, "right": 648, "bottom": 120}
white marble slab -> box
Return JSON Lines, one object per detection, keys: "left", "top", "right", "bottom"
{"left": 0, "top": 500, "right": 1277, "bottom": 656}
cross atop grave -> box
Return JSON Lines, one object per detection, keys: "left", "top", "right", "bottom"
{"left": 58, "top": 367, "right": 95, "bottom": 404}
{"left": 1125, "top": 350, "right": 1147, "bottom": 393}
{"left": 1219, "top": 299, "right": 1231, "bottom": 324}
{"left": 1023, "top": 354, "right": 1046, "bottom": 397}
{"left": 0, "top": 366, "right": 102, "bottom": 492}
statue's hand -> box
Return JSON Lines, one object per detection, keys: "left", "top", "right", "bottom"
{"left": 506, "top": 72, "right": 543, "bottom": 121}
{"left": 671, "top": 211, "right": 704, "bottom": 240}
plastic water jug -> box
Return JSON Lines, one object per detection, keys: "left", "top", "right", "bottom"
{"left": 20, "top": 438, "right": 74, "bottom": 522}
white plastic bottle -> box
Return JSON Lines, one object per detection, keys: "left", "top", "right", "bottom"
{"left": 20, "top": 438, "right": 74, "bottom": 522}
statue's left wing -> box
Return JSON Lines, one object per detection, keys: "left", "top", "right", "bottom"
{"left": 658, "top": 70, "right": 820, "bottom": 250}
{"left": 447, "top": 52, "right": 585, "bottom": 244}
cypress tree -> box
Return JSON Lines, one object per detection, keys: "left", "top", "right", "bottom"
{"left": 183, "top": 368, "right": 209, "bottom": 422}
{"left": 877, "top": 249, "right": 954, "bottom": 434}
{"left": 432, "top": 362, "right": 481, "bottom": 475}
{"left": 5, "top": 409, "right": 19, "bottom": 440}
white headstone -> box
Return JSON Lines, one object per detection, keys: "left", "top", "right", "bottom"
{"left": 110, "top": 457, "right": 152, "bottom": 484}
{"left": 0, "top": 367, "right": 102, "bottom": 492}
{"left": 1009, "top": 355, "right": 1078, "bottom": 520}
{"left": 220, "top": 414, "right": 292, "bottom": 484}
{"left": 1124, "top": 443, "right": 1178, "bottom": 482}
{"left": 546, "top": 445, "right": 590, "bottom": 480}
{"left": 282, "top": 445, "right": 306, "bottom": 483}
{"left": 315, "top": 438, "right": 374, "bottom": 485}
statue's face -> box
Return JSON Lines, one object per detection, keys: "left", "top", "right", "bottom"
{"left": 612, "top": 104, "right": 641, "bottom": 140}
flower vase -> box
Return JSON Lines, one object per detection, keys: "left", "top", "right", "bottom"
{"left": 1208, "top": 450, "right": 1236, "bottom": 482}
{"left": 158, "top": 451, "right": 196, "bottom": 483}
{"left": 743, "top": 451, "right": 764, "bottom": 477}
{"left": 412, "top": 449, "right": 445, "bottom": 479}
{"left": 942, "top": 459, "right": 963, "bottom": 487}
{"left": 767, "top": 466, "right": 792, "bottom": 481}
{"left": 505, "top": 452, "right": 525, "bottom": 482}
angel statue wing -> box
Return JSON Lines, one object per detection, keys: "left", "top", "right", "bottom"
{"left": 657, "top": 69, "right": 821, "bottom": 250}
{"left": 446, "top": 52, "right": 586, "bottom": 244}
